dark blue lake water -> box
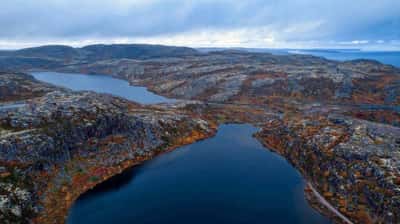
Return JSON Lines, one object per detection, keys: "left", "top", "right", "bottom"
{"left": 31, "top": 72, "right": 175, "bottom": 104}
{"left": 32, "top": 72, "right": 329, "bottom": 223}
{"left": 67, "top": 124, "right": 329, "bottom": 224}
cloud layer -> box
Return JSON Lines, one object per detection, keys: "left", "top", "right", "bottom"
{"left": 0, "top": 0, "right": 399, "bottom": 49}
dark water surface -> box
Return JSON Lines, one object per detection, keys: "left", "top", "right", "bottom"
{"left": 67, "top": 124, "right": 329, "bottom": 224}
{"left": 31, "top": 72, "right": 175, "bottom": 104}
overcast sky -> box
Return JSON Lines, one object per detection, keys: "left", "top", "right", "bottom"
{"left": 0, "top": 0, "right": 399, "bottom": 50}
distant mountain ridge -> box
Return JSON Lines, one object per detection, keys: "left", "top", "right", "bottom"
{"left": 0, "top": 44, "right": 199, "bottom": 70}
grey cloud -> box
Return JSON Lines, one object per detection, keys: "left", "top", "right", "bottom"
{"left": 0, "top": 0, "right": 399, "bottom": 46}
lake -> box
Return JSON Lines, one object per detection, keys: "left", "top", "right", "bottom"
{"left": 31, "top": 72, "right": 175, "bottom": 104}
{"left": 32, "top": 72, "right": 329, "bottom": 223}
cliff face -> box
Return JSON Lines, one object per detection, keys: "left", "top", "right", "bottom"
{"left": 0, "top": 72, "right": 215, "bottom": 223}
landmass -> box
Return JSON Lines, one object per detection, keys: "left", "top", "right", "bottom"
{"left": 1, "top": 44, "right": 399, "bottom": 223}
{"left": 0, "top": 71, "right": 216, "bottom": 223}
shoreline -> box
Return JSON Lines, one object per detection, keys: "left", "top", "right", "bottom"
{"left": 35, "top": 124, "right": 218, "bottom": 224}
{"left": 254, "top": 132, "right": 355, "bottom": 224}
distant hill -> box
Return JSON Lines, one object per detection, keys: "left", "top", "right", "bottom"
{"left": 0, "top": 44, "right": 199, "bottom": 70}
{"left": 81, "top": 44, "right": 198, "bottom": 61}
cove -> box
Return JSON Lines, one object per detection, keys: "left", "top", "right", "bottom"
{"left": 31, "top": 72, "right": 175, "bottom": 104}
{"left": 67, "top": 124, "right": 329, "bottom": 224}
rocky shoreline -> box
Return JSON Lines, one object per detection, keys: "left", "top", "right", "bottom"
{"left": 255, "top": 114, "right": 400, "bottom": 223}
